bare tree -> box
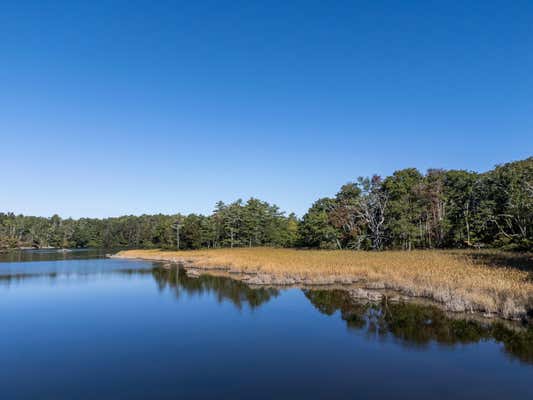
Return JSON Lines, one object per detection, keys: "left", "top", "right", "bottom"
{"left": 355, "top": 175, "right": 388, "bottom": 250}
{"left": 172, "top": 219, "right": 183, "bottom": 250}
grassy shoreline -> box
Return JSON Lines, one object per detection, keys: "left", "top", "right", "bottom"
{"left": 114, "top": 248, "right": 533, "bottom": 320}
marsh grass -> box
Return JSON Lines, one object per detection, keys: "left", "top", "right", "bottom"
{"left": 116, "top": 248, "right": 533, "bottom": 318}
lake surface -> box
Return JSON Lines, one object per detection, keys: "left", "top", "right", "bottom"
{"left": 1, "top": 250, "right": 532, "bottom": 399}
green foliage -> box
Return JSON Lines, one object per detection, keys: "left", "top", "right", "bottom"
{"left": 298, "top": 157, "right": 532, "bottom": 250}
{"left": 0, "top": 197, "right": 297, "bottom": 250}
{"left": 297, "top": 198, "right": 341, "bottom": 249}
{"left": 442, "top": 170, "right": 478, "bottom": 247}
{"left": 382, "top": 168, "right": 424, "bottom": 250}
{"left": 1, "top": 157, "right": 531, "bottom": 252}
{"left": 478, "top": 158, "right": 533, "bottom": 250}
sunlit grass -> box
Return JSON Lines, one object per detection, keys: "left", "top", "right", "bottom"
{"left": 116, "top": 248, "right": 533, "bottom": 317}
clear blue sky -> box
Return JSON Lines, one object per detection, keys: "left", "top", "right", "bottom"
{"left": 1, "top": 1, "right": 531, "bottom": 218}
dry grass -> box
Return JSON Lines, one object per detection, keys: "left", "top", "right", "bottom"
{"left": 115, "top": 248, "right": 533, "bottom": 318}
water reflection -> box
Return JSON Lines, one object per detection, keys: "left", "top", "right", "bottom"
{"left": 0, "top": 257, "right": 152, "bottom": 287}
{"left": 305, "top": 289, "right": 533, "bottom": 364}
{"left": 0, "top": 269, "right": 155, "bottom": 289}
{"left": 151, "top": 265, "right": 279, "bottom": 309}
{"left": 151, "top": 266, "right": 533, "bottom": 364}
{"left": 2, "top": 256, "right": 532, "bottom": 365}
{"left": 0, "top": 248, "right": 109, "bottom": 263}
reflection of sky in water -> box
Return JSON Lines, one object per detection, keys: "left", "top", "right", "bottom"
{"left": 0, "top": 248, "right": 109, "bottom": 263}
{"left": 1, "top": 256, "right": 532, "bottom": 399}
{"left": 0, "top": 258, "right": 152, "bottom": 278}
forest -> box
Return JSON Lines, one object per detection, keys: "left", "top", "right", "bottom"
{"left": 1, "top": 157, "right": 531, "bottom": 251}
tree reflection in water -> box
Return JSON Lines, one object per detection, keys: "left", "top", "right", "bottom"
{"left": 151, "top": 265, "right": 279, "bottom": 310}
{"left": 151, "top": 266, "right": 533, "bottom": 364}
{"left": 2, "top": 261, "right": 531, "bottom": 364}
{"left": 304, "top": 289, "right": 533, "bottom": 364}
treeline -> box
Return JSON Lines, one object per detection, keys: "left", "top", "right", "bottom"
{"left": 1, "top": 157, "right": 531, "bottom": 251}
{"left": 300, "top": 157, "right": 532, "bottom": 251}
{"left": 0, "top": 199, "right": 298, "bottom": 250}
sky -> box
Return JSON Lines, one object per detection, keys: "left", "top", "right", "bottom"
{"left": 1, "top": 0, "right": 532, "bottom": 218}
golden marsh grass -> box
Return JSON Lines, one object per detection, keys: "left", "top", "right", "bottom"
{"left": 116, "top": 248, "right": 533, "bottom": 317}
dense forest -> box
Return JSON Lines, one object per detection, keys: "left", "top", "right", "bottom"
{"left": 1, "top": 157, "right": 531, "bottom": 251}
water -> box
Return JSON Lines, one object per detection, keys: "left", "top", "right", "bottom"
{"left": 1, "top": 250, "right": 532, "bottom": 399}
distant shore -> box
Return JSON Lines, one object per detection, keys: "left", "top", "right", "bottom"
{"left": 113, "top": 248, "right": 533, "bottom": 321}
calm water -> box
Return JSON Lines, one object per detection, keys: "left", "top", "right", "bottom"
{"left": 1, "top": 250, "right": 532, "bottom": 399}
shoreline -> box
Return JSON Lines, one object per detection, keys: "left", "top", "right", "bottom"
{"left": 113, "top": 248, "right": 533, "bottom": 321}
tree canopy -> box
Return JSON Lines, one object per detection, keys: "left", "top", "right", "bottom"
{"left": 1, "top": 157, "right": 531, "bottom": 251}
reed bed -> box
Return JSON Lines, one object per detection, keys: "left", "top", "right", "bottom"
{"left": 115, "top": 248, "right": 533, "bottom": 318}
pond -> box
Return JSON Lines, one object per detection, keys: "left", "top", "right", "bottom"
{"left": 1, "top": 250, "right": 532, "bottom": 399}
